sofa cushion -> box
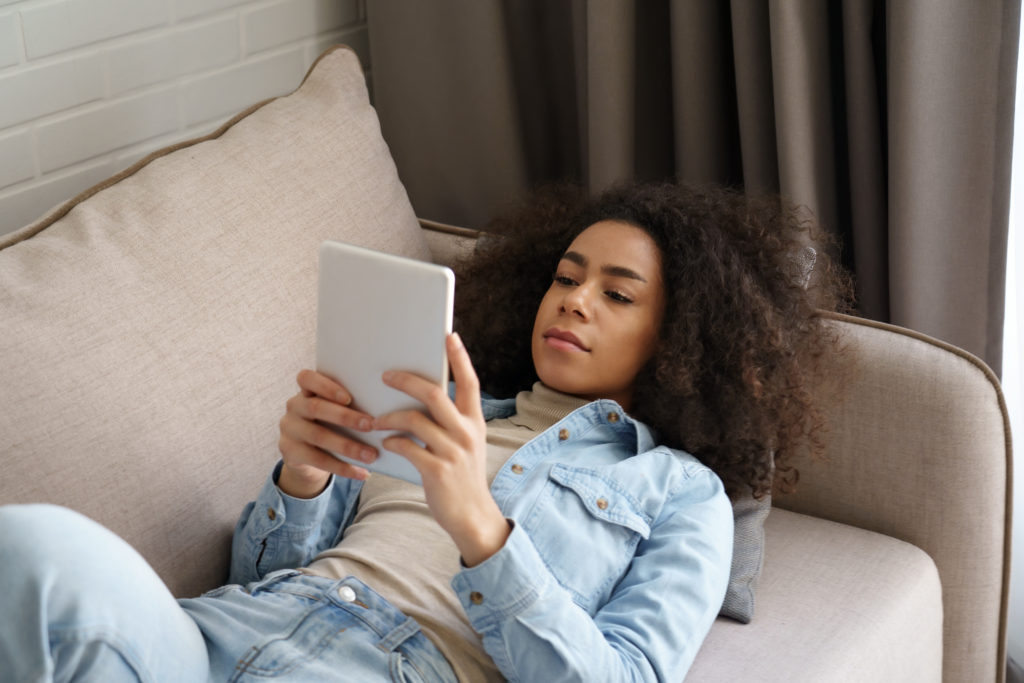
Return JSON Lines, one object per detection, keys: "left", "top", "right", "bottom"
{"left": 0, "top": 45, "right": 429, "bottom": 598}
{"left": 688, "top": 508, "right": 943, "bottom": 682}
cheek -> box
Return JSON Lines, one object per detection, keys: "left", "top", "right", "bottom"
{"left": 533, "top": 290, "right": 557, "bottom": 328}
{"left": 624, "top": 317, "right": 661, "bottom": 366}
{"left": 531, "top": 291, "right": 554, "bottom": 347}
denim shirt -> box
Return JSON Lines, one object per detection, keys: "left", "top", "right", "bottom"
{"left": 230, "top": 395, "right": 733, "bottom": 682}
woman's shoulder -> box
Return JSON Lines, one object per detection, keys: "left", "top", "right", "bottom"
{"left": 635, "top": 444, "right": 728, "bottom": 500}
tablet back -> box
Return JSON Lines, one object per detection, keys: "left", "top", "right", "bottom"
{"left": 317, "top": 240, "right": 454, "bottom": 484}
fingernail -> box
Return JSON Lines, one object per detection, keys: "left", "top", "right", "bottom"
{"left": 382, "top": 371, "right": 394, "bottom": 382}
{"left": 451, "top": 332, "right": 463, "bottom": 349}
{"left": 361, "top": 448, "right": 376, "bottom": 462}
{"left": 336, "top": 390, "right": 351, "bottom": 405}
{"left": 358, "top": 417, "right": 371, "bottom": 431}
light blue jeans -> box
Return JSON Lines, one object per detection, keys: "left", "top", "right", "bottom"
{"left": 0, "top": 505, "right": 458, "bottom": 682}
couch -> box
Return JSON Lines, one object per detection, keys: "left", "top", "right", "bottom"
{"left": 0, "top": 46, "right": 1012, "bottom": 682}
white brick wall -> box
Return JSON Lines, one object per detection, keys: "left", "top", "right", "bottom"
{"left": 0, "top": 0, "right": 370, "bottom": 237}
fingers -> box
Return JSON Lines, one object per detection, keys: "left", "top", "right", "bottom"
{"left": 377, "top": 333, "right": 481, "bottom": 428}
{"left": 380, "top": 433, "right": 435, "bottom": 476}
{"left": 447, "top": 332, "right": 482, "bottom": 417}
{"left": 279, "top": 410, "right": 377, "bottom": 466}
{"left": 374, "top": 408, "right": 448, "bottom": 450}
{"left": 379, "top": 369, "right": 460, "bottom": 429}
{"left": 279, "top": 369, "right": 378, "bottom": 488}
{"left": 279, "top": 434, "right": 371, "bottom": 482}
{"left": 297, "top": 368, "right": 353, "bottom": 405}
{"left": 287, "top": 391, "right": 373, "bottom": 433}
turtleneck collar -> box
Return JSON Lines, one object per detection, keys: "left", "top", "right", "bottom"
{"left": 506, "top": 382, "right": 591, "bottom": 432}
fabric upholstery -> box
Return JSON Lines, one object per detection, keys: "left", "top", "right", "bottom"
{"left": 0, "top": 46, "right": 429, "bottom": 599}
{"left": 718, "top": 492, "right": 770, "bottom": 622}
{"left": 688, "top": 508, "right": 944, "bottom": 682}
{"left": 778, "top": 313, "right": 1011, "bottom": 683}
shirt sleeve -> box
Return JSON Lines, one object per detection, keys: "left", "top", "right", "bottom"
{"left": 228, "top": 461, "right": 362, "bottom": 586}
{"left": 450, "top": 469, "right": 733, "bottom": 682}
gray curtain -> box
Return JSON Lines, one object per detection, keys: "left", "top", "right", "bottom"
{"left": 366, "top": 0, "right": 1019, "bottom": 376}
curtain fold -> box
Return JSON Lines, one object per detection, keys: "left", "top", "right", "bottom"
{"left": 730, "top": 0, "right": 780, "bottom": 195}
{"left": 366, "top": 0, "right": 1018, "bottom": 376}
{"left": 840, "top": 0, "right": 889, "bottom": 319}
{"left": 887, "top": 0, "right": 1014, "bottom": 373}
{"left": 669, "top": 0, "right": 739, "bottom": 185}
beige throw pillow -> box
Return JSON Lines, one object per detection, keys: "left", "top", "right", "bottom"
{"left": 0, "top": 46, "right": 429, "bottom": 598}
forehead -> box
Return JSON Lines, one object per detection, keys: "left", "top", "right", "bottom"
{"left": 564, "top": 220, "right": 662, "bottom": 273}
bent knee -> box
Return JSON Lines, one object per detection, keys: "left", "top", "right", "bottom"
{"left": 0, "top": 503, "right": 95, "bottom": 546}
{"left": 0, "top": 504, "right": 135, "bottom": 580}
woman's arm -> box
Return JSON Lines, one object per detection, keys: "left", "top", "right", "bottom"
{"left": 229, "top": 369, "right": 377, "bottom": 585}
{"left": 229, "top": 464, "right": 364, "bottom": 585}
{"left": 452, "top": 470, "right": 733, "bottom": 682}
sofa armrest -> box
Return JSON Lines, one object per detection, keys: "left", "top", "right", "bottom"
{"left": 776, "top": 311, "right": 1012, "bottom": 683}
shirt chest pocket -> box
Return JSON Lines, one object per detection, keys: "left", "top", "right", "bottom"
{"left": 520, "top": 463, "right": 653, "bottom": 613}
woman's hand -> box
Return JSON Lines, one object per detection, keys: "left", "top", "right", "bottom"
{"left": 277, "top": 369, "right": 378, "bottom": 498}
{"left": 373, "top": 333, "right": 510, "bottom": 567}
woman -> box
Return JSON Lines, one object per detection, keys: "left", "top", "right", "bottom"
{"left": 0, "top": 182, "right": 850, "bottom": 682}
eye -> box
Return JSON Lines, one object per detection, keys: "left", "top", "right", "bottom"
{"left": 605, "top": 290, "right": 634, "bottom": 304}
{"left": 553, "top": 273, "right": 577, "bottom": 286}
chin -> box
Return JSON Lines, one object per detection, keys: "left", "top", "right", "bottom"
{"left": 532, "top": 344, "right": 596, "bottom": 398}
{"left": 535, "top": 366, "right": 580, "bottom": 397}
{"left": 538, "top": 370, "right": 597, "bottom": 401}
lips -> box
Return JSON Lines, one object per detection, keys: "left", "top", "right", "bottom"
{"left": 543, "top": 328, "right": 590, "bottom": 352}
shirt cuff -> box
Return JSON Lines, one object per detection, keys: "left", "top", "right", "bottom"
{"left": 450, "top": 520, "right": 552, "bottom": 632}
{"left": 253, "top": 461, "right": 336, "bottom": 534}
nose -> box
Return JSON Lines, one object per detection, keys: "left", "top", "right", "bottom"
{"left": 559, "top": 282, "right": 592, "bottom": 320}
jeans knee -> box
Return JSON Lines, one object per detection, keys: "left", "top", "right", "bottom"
{"left": 0, "top": 504, "right": 122, "bottom": 582}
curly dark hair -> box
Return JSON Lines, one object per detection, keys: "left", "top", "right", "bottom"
{"left": 453, "top": 181, "right": 854, "bottom": 500}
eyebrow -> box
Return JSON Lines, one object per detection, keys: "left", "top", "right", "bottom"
{"left": 560, "top": 250, "right": 649, "bottom": 283}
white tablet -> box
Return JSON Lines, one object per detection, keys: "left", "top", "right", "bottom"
{"left": 316, "top": 240, "right": 455, "bottom": 484}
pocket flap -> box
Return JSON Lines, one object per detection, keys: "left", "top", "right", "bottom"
{"left": 549, "top": 464, "right": 652, "bottom": 538}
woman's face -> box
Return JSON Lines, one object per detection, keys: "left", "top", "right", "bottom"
{"left": 531, "top": 220, "right": 666, "bottom": 410}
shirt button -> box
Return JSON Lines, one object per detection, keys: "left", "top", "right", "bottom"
{"left": 607, "top": 411, "right": 620, "bottom": 423}
{"left": 470, "top": 591, "right": 484, "bottom": 605}
{"left": 338, "top": 586, "right": 357, "bottom": 603}
{"left": 511, "top": 464, "right": 524, "bottom": 474}
{"left": 266, "top": 508, "right": 277, "bottom": 521}
{"left": 596, "top": 497, "right": 609, "bottom": 510}
{"left": 558, "top": 428, "right": 570, "bottom": 441}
